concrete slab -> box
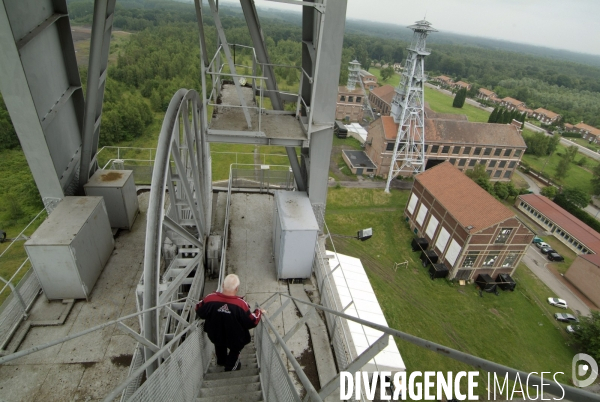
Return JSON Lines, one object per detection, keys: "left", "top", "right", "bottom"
{"left": 33, "top": 363, "right": 86, "bottom": 402}
{"left": 0, "top": 364, "right": 51, "bottom": 401}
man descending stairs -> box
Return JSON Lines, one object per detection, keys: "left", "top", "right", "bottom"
{"left": 197, "top": 341, "right": 263, "bottom": 402}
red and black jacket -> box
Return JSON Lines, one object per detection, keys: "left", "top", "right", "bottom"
{"left": 195, "top": 292, "right": 262, "bottom": 349}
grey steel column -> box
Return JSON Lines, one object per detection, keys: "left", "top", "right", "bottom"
{"left": 0, "top": 0, "right": 84, "bottom": 211}
{"left": 80, "top": 0, "right": 116, "bottom": 186}
{"left": 306, "top": 1, "right": 348, "bottom": 209}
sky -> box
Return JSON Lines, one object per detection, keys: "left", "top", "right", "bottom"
{"left": 253, "top": 0, "right": 600, "bottom": 56}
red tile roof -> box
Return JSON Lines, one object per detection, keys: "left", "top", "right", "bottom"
{"left": 455, "top": 81, "right": 470, "bottom": 88}
{"left": 575, "top": 123, "right": 600, "bottom": 136}
{"left": 534, "top": 108, "right": 560, "bottom": 119}
{"left": 370, "top": 85, "right": 396, "bottom": 105}
{"left": 519, "top": 194, "right": 600, "bottom": 253}
{"left": 381, "top": 116, "right": 399, "bottom": 140}
{"left": 478, "top": 88, "right": 495, "bottom": 96}
{"left": 581, "top": 253, "right": 600, "bottom": 266}
{"left": 502, "top": 97, "right": 524, "bottom": 107}
{"left": 416, "top": 162, "right": 515, "bottom": 233}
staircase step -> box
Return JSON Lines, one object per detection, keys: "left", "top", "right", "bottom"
{"left": 207, "top": 361, "right": 258, "bottom": 373}
{"left": 199, "top": 382, "right": 261, "bottom": 397}
{"left": 202, "top": 375, "right": 260, "bottom": 389}
{"left": 196, "top": 390, "right": 262, "bottom": 402}
{"left": 204, "top": 367, "right": 259, "bottom": 380}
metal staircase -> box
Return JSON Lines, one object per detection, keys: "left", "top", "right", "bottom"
{"left": 197, "top": 339, "right": 262, "bottom": 402}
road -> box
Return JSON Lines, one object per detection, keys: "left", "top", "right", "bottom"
{"left": 425, "top": 84, "right": 600, "bottom": 161}
{"left": 522, "top": 245, "right": 591, "bottom": 317}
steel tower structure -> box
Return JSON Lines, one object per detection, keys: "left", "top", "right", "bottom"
{"left": 384, "top": 19, "right": 436, "bottom": 193}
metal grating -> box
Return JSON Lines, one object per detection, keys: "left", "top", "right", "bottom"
{"left": 125, "top": 323, "right": 213, "bottom": 402}
{"left": 0, "top": 269, "right": 41, "bottom": 349}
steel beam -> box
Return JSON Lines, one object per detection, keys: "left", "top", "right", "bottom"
{"left": 80, "top": 0, "right": 116, "bottom": 187}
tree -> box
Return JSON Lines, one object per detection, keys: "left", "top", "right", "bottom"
{"left": 591, "top": 163, "right": 600, "bottom": 196}
{"left": 506, "top": 182, "right": 520, "bottom": 199}
{"left": 452, "top": 88, "right": 467, "bottom": 108}
{"left": 561, "top": 187, "right": 590, "bottom": 208}
{"left": 466, "top": 164, "right": 495, "bottom": 196}
{"left": 573, "top": 311, "right": 600, "bottom": 362}
{"left": 555, "top": 152, "right": 571, "bottom": 180}
{"left": 380, "top": 66, "right": 395, "bottom": 82}
{"left": 547, "top": 134, "right": 561, "bottom": 156}
{"left": 540, "top": 186, "right": 558, "bottom": 199}
{"left": 488, "top": 107, "right": 498, "bottom": 123}
{"left": 494, "top": 181, "right": 509, "bottom": 200}
{"left": 566, "top": 145, "right": 579, "bottom": 161}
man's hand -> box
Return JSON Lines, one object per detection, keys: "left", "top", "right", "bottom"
{"left": 260, "top": 309, "right": 267, "bottom": 314}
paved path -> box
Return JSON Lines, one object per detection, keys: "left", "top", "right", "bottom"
{"left": 328, "top": 180, "right": 413, "bottom": 190}
{"left": 522, "top": 246, "right": 591, "bottom": 317}
{"left": 514, "top": 170, "right": 541, "bottom": 194}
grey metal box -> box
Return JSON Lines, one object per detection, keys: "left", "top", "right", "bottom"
{"left": 25, "top": 197, "right": 114, "bottom": 300}
{"left": 84, "top": 169, "right": 139, "bottom": 230}
{"left": 272, "top": 191, "right": 319, "bottom": 279}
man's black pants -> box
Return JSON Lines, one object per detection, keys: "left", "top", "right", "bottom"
{"left": 214, "top": 343, "right": 242, "bottom": 371}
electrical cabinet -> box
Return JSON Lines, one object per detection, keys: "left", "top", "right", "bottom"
{"left": 25, "top": 197, "right": 114, "bottom": 300}
{"left": 272, "top": 191, "right": 319, "bottom": 279}
{"left": 84, "top": 169, "right": 139, "bottom": 230}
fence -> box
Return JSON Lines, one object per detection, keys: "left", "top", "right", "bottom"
{"left": 230, "top": 165, "right": 295, "bottom": 191}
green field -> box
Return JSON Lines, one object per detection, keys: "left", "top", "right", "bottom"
{"left": 368, "top": 67, "right": 401, "bottom": 88}
{"left": 424, "top": 87, "right": 491, "bottom": 123}
{"left": 325, "top": 188, "right": 577, "bottom": 391}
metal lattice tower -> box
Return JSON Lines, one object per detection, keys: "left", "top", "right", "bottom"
{"left": 346, "top": 59, "right": 361, "bottom": 90}
{"left": 384, "top": 20, "right": 436, "bottom": 193}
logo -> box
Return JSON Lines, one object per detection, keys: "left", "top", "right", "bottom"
{"left": 572, "top": 353, "right": 598, "bottom": 388}
{"left": 217, "top": 304, "right": 231, "bottom": 314}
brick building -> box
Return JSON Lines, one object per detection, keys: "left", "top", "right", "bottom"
{"left": 454, "top": 81, "right": 471, "bottom": 91}
{"left": 572, "top": 122, "right": 600, "bottom": 143}
{"left": 477, "top": 88, "right": 497, "bottom": 102}
{"left": 500, "top": 97, "right": 525, "bottom": 111}
{"left": 364, "top": 113, "right": 526, "bottom": 180}
{"left": 368, "top": 85, "right": 395, "bottom": 116}
{"left": 360, "top": 69, "right": 378, "bottom": 90}
{"left": 335, "top": 86, "right": 364, "bottom": 122}
{"left": 405, "top": 162, "right": 534, "bottom": 280}
{"left": 532, "top": 108, "right": 561, "bottom": 124}
{"left": 565, "top": 254, "right": 600, "bottom": 308}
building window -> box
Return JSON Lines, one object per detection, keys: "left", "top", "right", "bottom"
{"left": 495, "top": 228, "right": 512, "bottom": 244}
{"left": 502, "top": 253, "right": 518, "bottom": 268}
{"left": 340, "top": 96, "right": 346, "bottom": 101}
{"left": 356, "top": 97, "right": 362, "bottom": 103}
{"left": 431, "top": 145, "right": 440, "bottom": 153}
{"left": 452, "top": 147, "right": 460, "bottom": 155}
{"left": 424, "top": 144, "right": 429, "bottom": 152}
{"left": 508, "top": 161, "right": 516, "bottom": 169}
{"left": 386, "top": 142, "right": 395, "bottom": 151}
{"left": 483, "top": 148, "right": 492, "bottom": 156}
{"left": 486, "top": 170, "right": 493, "bottom": 177}
{"left": 480, "top": 160, "right": 488, "bottom": 166}
{"left": 463, "top": 147, "right": 472, "bottom": 155}
{"left": 493, "top": 169, "right": 502, "bottom": 177}
{"left": 503, "top": 170, "right": 511, "bottom": 179}
{"left": 462, "top": 251, "right": 479, "bottom": 268}
{"left": 498, "top": 160, "right": 507, "bottom": 168}
{"left": 442, "top": 146, "right": 450, "bottom": 154}
{"left": 474, "top": 147, "right": 482, "bottom": 155}
{"left": 483, "top": 253, "right": 499, "bottom": 267}
{"left": 449, "top": 158, "right": 456, "bottom": 165}
{"left": 348, "top": 96, "right": 354, "bottom": 102}
{"left": 494, "top": 148, "right": 503, "bottom": 156}
{"left": 458, "top": 159, "right": 467, "bottom": 167}
{"left": 503, "top": 149, "right": 512, "bottom": 157}
{"left": 514, "top": 150, "right": 523, "bottom": 157}
{"left": 469, "top": 159, "right": 477, "bottom": 167}
{"left": 489, "top": 160, "right": 497, "bottom": 168}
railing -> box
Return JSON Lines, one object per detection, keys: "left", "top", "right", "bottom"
{"left": 0, "top": 208, "right": 47, "bottom": 350}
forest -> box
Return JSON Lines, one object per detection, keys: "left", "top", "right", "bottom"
{"left": 2, "top": 0, "right": 600, "bottom": 147}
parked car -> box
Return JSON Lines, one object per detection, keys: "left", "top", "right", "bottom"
{"left": 541, "top": 246, "right": 555, "bottom": 255}
{"left": 532, "top": 236, "right": 543, "bottom": 244}
{"left": 548, "top": 297, "right": 568, "bottom": 309}
{"left": 566, "top": 325, "right": 581, "bottom": 334}
{"left": 548, "top": 252, "right": 565, "bottom": 262}
{"left": 555, "top": 313, "right": 579, "bottom": 323}
{"left": 535, "top": 241, "right": 549, "bottom": 249}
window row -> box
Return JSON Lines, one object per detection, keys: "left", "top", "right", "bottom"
{"left": 462, "top": 251, "right": 519, "bottom": 268}
{"left": 426, "top": 145, "right": 522, "bottom": 158}
{"left": 339, "top": 95, "right": 362, "bottom": 103}
{"left": 519, "top": 202, "right": 590, "bottom": 254}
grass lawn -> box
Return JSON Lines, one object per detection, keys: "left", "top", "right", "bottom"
{"left": 424, "top": 87, "right": 491, "bottom": 123}
{"left": 541, "top": 236, "right": 577, "bottom": 275}
{"left": 368, "top": 67, "right": 401, "bottom": 88}
{"left": 325, "top": 188, "right": 576, "bottom": 391}
{"left": 521, "top": 142, "right": 594, "bottom": 195}
{"left": 565, "top": 137, "right": 600, "bottom": 153}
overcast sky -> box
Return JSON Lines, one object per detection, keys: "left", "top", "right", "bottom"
{"left": 254, "top": 0, "right": 600, "bottom": 56}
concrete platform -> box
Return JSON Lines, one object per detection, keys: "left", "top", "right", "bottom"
{"left": 208, "top": 85, "right": 307, "bottom": 146}
{"left": 0, "top": 193, "right": 149, "bottom": 401}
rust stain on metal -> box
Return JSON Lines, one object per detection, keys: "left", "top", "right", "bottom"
{"left": 101, "top": 172, "right": 123, "bottom": 182}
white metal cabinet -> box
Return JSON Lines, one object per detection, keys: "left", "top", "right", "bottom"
{"left": 272, "top": 191, "right": 319, "bottom": 279}
{"left": 84, "top": 169, "right": 139, "bottom": 230}
{"left": 25, "top": 197, "right": 114, "bottom": 300}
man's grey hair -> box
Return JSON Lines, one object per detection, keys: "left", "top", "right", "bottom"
{"left": 223, "top": 274, "right": 240, "bottom": 292}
